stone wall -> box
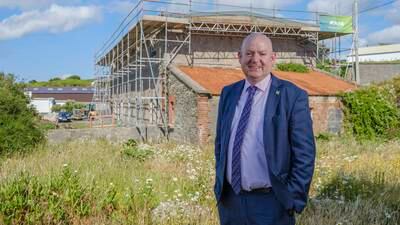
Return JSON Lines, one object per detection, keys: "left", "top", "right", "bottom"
{"left": 359, "top": 63, "right": 400, "bottom": 85}
{"left": 309, "top": 96, "right": 343, "bottom": 134}
{"left": 171, "top": 35, "right": 316, "bottom": 67}
{"left": 168, "top": 73, "right": 199, "bottom": 143}
{"left": 208, "top": 96, "right": 219, "bottom": 142}
{"left": 197, "top": 95, "right": 211, "bottom": 144}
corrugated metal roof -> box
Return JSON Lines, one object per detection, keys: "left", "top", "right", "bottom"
{"left": 357, "top": 44, "right": 400, "bottom": 55}
{"left": 25, "top": 87, "right": 95, "bottom": 94}
{"left": 177, "top": 66, "right": 356, "bottom": 96}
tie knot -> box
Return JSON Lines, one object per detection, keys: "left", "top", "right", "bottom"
{"left": 247, "top": 85, "right": 257, "bottom": 95}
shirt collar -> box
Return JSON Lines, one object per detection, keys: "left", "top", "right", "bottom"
{"left": 244, "top": 73, "right": 271, "bottom": 93}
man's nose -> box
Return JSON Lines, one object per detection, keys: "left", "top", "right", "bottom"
{"left": 250, "top": 53, "right": 260, "bottom": 61}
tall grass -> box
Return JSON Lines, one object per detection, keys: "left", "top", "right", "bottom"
{"left": 0, "top": 137, "right": 399, "bottom": 224}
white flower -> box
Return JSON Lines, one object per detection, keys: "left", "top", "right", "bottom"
{"left": 146, "top": 178, "right": 153, "bottom": 184}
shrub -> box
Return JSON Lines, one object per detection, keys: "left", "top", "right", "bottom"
{"left": 317, "top": 61, "right": 348, "bottom": 77}
{"left": 317, "top": 171, "right": 385, "bottom": 201}
{"left": 341, "top": 85, "right": 400, "bottom": 140}
{"left": 380, "top": 75, "right": 400, "bottom": 106}
{"left": 316, "top": 62, "right": 331, "bottom": 72}
{"left": 315, "top": 132, "right": 333, "bottom": 141}
{"left": 51, "top": 101, "right": 85, "bottom": 113}
{"left": 121, "top": 139, "right": 154, "bottom": 161}
{"left": 276, "top": 63, "right": 309, "bottom": 73}
{"left": 0, "top": 72, "right": 45, "bottom": 155}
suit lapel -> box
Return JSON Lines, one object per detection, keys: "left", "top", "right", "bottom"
{"left": 222, "top": 80, "right": 245, "bottom": 151}
{"left": 263, "top": 74, "right": 282, "bottom": 175}
{"left": 263, "top": 74, "right": 281, "bottom": 146}
{"left": 264, "top": 74, "right": 281, "bottom": 120}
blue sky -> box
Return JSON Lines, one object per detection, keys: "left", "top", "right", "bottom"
{"left": 0, "top": 0, "right": 399, "bottom": 82}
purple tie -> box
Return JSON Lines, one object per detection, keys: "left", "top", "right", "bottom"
{"left": 231, "top": 85, "right": 257, "bottom": 194}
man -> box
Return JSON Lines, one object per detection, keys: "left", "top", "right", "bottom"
{"left": 214, "top": 33, "right": 316, "bottom": 225}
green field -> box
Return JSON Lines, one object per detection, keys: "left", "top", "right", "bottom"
{"left": 0, "top": 137, "right": 399, "bottom": 224}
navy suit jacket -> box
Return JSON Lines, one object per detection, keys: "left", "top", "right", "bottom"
{"left": 214, "top": 74, "right": 316, "bottom": 213}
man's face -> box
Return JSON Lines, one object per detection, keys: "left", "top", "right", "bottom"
{"left": 238, "top": 35, "right": 276, "bottom": 84}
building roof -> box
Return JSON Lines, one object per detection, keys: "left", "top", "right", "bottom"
{"left": 357, "top": 44, "right": 400, "bottom": 55}
{"left": 97, "top": 12, "right": 345, "bottom": 65}
{"left": 176, "top": 66, "right": 356, "bottom": 96}
{"left": 25, "top": 87, "right": 95, "bottom": 94}
{"left": 189, "top": 11, "right": 319, "bottom": 30}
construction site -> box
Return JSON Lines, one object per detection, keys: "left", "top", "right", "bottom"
{"left": 92, "top": 0, "right": 356, "bottom": 143}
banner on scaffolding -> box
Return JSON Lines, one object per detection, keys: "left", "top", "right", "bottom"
{"left": 319, "top": 15, "right": 353, "bottom": 33}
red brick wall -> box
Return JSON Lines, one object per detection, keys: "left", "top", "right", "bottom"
{"left": 197, "top": 95, "right": 210, "bottom": 144}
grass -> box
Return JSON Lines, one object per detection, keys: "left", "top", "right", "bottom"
{"left": 0, "top": 137, "right": 399, "bottom": 224}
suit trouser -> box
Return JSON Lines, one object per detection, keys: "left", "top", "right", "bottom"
{"left": 217, "top": 183, "right": 295, "bottom": 225}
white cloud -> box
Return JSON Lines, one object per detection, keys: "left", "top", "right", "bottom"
{"left": 366, "top": 25, "right": 400, "bottom": 45}
{"left": 0, "top": 0, "right": 81, "bottom": 10}
{"left": 108, "top": 0, "right": 136, "bottom": 14}
{"left": 0, "top": 4, "right": 102, "bottom": 40}
{"left": 104, "top": 0, "right": 301, "bottom": 16}
{"left": 385, "top": 0, "right": 400, "bottom": 24}
{"left": 307, "top": 0, "right": 350, "bottom": 14}
{"left": 359, "top": 38, "right": 368, "bottom": 47}
{"left": 307, "top": 0, "right": 378, "bottom": 15}
{"left": 0, "top": 0, "right": 52, "bottom": 10}
{"left": 216, "top": 0, "right": 300, "bottom": 9}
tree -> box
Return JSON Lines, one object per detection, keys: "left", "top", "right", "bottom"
{"left": 67, "top": 75, "right": 81, "bottom": 80}
{"left": 49, "top": 77, "right": 61, "bottom": 81}
{"left": 0, "top": 72, "right": 45, "bottom": 155}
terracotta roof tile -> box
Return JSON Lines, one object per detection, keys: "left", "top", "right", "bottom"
{"left": 178, "top": 66, "right": 356, "bottom": 96}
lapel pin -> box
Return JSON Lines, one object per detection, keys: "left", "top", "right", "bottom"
{"left": 276, "top": 90, "right": 280, "bottom": 96}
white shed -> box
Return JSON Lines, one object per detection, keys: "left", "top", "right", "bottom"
{"left": 31, "top": 98, "right": 55, "bottom": 114}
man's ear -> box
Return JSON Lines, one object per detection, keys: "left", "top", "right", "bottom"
{"left": 237, "top": 51, "right": 242, "bottom": 63}
{"left": 271, "top": 52, "right": 277, "bottom": 63}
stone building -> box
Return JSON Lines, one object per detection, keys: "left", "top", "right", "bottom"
{"left": 93, "top": 0, "right": 353, "bottom": 144}
{"left": 167, "top": 65, "right": 355, "bottom": 144}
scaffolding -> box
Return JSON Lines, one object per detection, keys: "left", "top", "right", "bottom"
{"left": 92, "top": 0, "right": 346, "bottom": 136}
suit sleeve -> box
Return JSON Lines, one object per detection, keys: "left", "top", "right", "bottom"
{"left": 287, "top": 90, "right": 316, "bottom": 213}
